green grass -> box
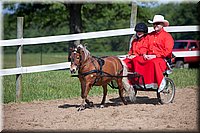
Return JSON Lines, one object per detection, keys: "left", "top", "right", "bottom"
{"left": 3, "top": 53, "right": 68, "bottom": 69}
{"left": 169, "top": 68, "right": 199, "bottom": 88}
{"left": 3, "top": 68, "right": 199, "bottom": 104}
{"left": 3, "top": 70, "right": 118, "bottom": 103}
{"left": 3, "top": 52, "right": 126, "bottom": 69}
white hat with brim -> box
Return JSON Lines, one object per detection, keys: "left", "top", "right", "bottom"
{"left": 148, "top": 15, "right": 169, "bottom": 27}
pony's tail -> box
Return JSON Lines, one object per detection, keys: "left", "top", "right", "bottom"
{"left": 120, "top": 58, "right": 136, "bottom": 102}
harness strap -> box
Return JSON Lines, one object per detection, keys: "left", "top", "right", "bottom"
{"left": 91, "top": 56, "right": 104, "bottom": 86}
{"left": 81, "top": 70, "right": 101, "bottom": 77}
{"left": 80, "top": 56, "right": 124, "bottom": 88}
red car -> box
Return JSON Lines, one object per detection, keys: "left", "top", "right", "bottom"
{"left": 172, "top": 40, "right": 200, "bottom": 68}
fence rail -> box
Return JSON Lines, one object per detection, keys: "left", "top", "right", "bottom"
{"left": 0, "top": 25, "right": 199, "bottom": 76}
{"left": 0, "top": 62, "right": 71, "bottom": 76}
{"left": 0, "top": 25, "right": 198, "bottom": 47}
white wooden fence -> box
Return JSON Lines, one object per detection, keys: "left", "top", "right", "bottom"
{"left": 0, "top": 25, "right": 199, "bottom": 76}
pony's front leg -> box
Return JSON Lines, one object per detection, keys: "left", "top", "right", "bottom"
{"left": 85, "top": 99, "right": 94, "bottom": 108}
{"left": 78, "top": 98, "right": 86, "bottom": 111}
{"left": 84, "top": 83, "right": 94, "bottom": 108}
{"left": 78, "top": 80, "right": 87, "bottom": 111}
{"left": 78, "top": 82, "right": 93, "bottom": 111}
{"left": 100, "top": 84, "right": 107, "bottom": 108}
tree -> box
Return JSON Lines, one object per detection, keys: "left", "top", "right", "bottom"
{"left": 3, "top": 3, "right": 69, "bottom": 53}
{"left": 63, "top": 3, "right": 82, "bottom": 61}
{"left": 151, "top": 3, "right": 199, "bottom": 40}
{"left": 3, "top": 2, "right": 199, "bottom": 54}
{"left": 81, "top": 3, "right": 131, "bottom": 52}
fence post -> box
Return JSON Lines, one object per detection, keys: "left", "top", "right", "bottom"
{"left": 16, "top": 17, "right": 23, "bottom": 102}
{"left": 130, "top": 1, "right": 137, "bottom": 29}
{"left": 129, "top": 1, "right": 137, "bottom": 50}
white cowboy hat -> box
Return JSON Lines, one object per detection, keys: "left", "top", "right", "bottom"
{"left": 148, "top": 15, "right": 169, "bottom": 27}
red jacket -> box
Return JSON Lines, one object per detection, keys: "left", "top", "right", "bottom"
{"left": 128, "top": 35, "right": 148, "bottom": 56}
{"left": 147, "top": 28, "right": 174, "bottom": 58}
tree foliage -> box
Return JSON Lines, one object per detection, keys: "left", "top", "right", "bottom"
{"left": 3, "top": 2, "right": 199, "bottom": 54}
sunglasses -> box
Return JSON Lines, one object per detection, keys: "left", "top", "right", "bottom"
{"left": 153, "top": 22, "right": 163, "bottom": 25}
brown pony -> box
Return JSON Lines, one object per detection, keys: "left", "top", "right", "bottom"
{"left": 70, "top": 44, "right": 127, "bottom": 111}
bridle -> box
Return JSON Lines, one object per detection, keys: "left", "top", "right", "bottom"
{"left": 70, "top": 48, "right": 82, "bottom": 73}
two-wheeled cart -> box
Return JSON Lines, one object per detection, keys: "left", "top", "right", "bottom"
{"left": 109, "top": 58, "right": 175, "bottom": 104}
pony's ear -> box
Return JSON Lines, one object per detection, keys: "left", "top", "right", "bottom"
{"left": 83, "top": 43, "right": 88, "bottom": 47}
{"left": 77, "top": 46, "right": 81, "bottom": 52}
{"left": 70, "top": 47, "right": 73, "bottom": 52}
{"left": 78, "top": 44, "right": 83, "bottom": 49}
{"left": 70, "top": 47, "right": 78, "bottom": 52}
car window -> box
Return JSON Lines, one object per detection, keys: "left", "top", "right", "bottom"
{"left": 173, "top": 42, "right": 188, "bottom": 49}
{"left": 189, "top": 42, "right": 198, "bottom": 49}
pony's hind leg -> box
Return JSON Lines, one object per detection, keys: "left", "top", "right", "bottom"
{"left": 100, "top": 84, "right": 108, "bottom": 108}
{"left": 117, "top": 79, "right": 128, "bottom": 105}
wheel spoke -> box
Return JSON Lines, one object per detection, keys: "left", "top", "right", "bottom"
{"left": 157, "top": 77, "right": 175, "bottom": 104}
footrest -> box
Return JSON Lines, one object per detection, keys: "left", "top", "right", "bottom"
{"left": 127, "top": 72, "right": 146, "bottom": 90}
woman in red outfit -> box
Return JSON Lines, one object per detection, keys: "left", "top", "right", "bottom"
{"left": 121, "top": 23, "right": 148, "bottom": 100}
{"left": 132, "top": 15, "right": 174, "bottom": 92}
{"left": 123, "top": 22, "right": 149, "bottom": 72}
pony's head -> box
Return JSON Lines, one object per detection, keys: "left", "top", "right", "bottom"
{"left": 70, "top": 44, "right": 90, "bottom": 74}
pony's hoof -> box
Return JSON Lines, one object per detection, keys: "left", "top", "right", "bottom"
{"left": 100, "top": 105, "right": 104, "bottom": 108}
{"left": 77, "top": 106, "right": 85, "bottom": 111}
{"left": 88, "top": 102, "right": 94, "bottom": 107}
{"left": 123, "top": 101, "right": 128, "bottom": 105}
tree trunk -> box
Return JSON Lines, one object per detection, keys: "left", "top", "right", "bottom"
{"left": 64, "top": 4, "right": 82, "bottom": 61}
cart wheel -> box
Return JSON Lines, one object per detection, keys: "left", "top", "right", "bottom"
{"left": 157, "top": 77, "right": 175, "bottom": 104}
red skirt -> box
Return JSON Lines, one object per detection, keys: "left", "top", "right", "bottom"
{"left": 123, "top": 56, "right": 167, "bottom": 87}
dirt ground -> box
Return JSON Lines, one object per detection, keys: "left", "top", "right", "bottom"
{"left": 3, "top": 87, "right": 199, "bottom": 132}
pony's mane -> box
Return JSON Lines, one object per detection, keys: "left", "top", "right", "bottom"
{"left": 77, "top": 44, "right": 90, "bottom": 61}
